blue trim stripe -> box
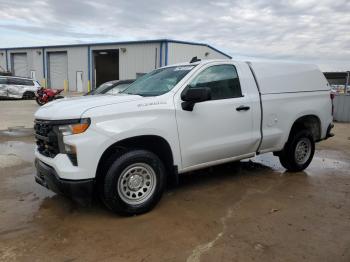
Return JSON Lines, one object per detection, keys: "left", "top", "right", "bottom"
{"left": 45, "top": 50, "right": 48, "bottom": 86}
{"left": 0, "top": 39, "right": 232, "bottom": 59}
{"left": 159, "top": 42, "right": 163, "bottom": 67}
{"left": 87, "top": 46, "right": 91, "bottom": 81}
{"left": 154, "top": 47, "right": 158, "bottom": 69}
{"left": 5, "top": 49, "right": 8, "bottom": 71}
{"left": 42, "top": 48, "right": 45, "bottom": 78}
{"left": 165, "top": 41, "right": 168, "bottom": 66}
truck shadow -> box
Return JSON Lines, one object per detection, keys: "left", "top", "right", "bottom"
{"left": 177, "top": 160, "right": 275, "bottom": 189}
{"left": 35, "top": 158, "right": 301, "bottom": 219}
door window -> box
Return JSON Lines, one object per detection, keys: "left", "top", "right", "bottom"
{"left": 8, "top": 78, "right": 21, "bottom": 85}
{"left": 8, "top": 78, "right": 34, "bottom": 86}
{"left": 189, "top": 64, "right": 242, "bottom": 100}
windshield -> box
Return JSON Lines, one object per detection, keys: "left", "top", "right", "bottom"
{"left": 106, "top": 83, "right": 132, "bottom": 95}
{"left": 90, "top": 82, "right": 116, "bottom": 95}
{"left": 122, "top": 65, "right": 195, "bottom": 96}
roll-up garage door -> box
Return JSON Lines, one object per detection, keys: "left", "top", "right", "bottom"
{"left": 48, "top": 52, "right": 68, "bottom": 89}
{"left": 12, "top": 53, "right": 28, "bottom": 77}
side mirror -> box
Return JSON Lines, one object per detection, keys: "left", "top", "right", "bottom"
{"left": 181, "top": 87, "right": 211, "bottom": 111}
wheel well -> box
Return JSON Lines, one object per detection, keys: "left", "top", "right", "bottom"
{"left": 22, "top": 91, "right": 35, "bottom": 98}
{"left": 290, "top": 115, "right": 321, "bottom": 141}
{"left": 96, "top": 135, "right": 175, "bottom": 185}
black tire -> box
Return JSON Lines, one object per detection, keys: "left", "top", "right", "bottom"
{"left": 278, "top": 130, "right": 315, "bottom": 172}
{"left": 35, "top": 97, "right": 46, "bottom": 106}
{"left": 100, "top": 149, "right": 166, "bottom": 216}
{"left": 22, "top": 91, "right": 35, "bottom": 100}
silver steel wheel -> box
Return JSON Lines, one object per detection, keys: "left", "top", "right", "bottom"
{"left": 294, "top": 138, "right": 312, "bottom": 165}
{"left": 117, "top": 163, "right": 156, "bottom": 205}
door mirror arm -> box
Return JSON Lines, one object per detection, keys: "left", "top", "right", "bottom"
{"left": 181, "top": 87, "right": 211, "bottom": 111}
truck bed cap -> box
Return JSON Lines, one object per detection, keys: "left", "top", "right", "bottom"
{"left": 248, "top": 62, "right": 329, "bottom": 94}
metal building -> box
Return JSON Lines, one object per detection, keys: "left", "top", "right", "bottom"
{"left": 0, "top": 39, "right": 231, "bottom": 92}
{"left": 324, "top": 71, "right": 350, "bottom": 122}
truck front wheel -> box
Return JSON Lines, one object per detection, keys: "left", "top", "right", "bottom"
{"left": 278, "top": 130, "right": 315, "bottom": 172}
{"left": 100, "top": 149, "right": 166, "bottom": 216}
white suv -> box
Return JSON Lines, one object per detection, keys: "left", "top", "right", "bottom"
{"left": 0, "top": 76, "right": 41, "bottom": 99}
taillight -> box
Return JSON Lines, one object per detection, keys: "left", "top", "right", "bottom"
{"left": 330, "top": 93, "right": 334, "bottom": 116}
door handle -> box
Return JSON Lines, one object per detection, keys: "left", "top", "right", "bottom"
{"left": 236, "top": 105, "right": 250, "bottom": 111}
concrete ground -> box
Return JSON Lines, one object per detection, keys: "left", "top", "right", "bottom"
{"left": 0, "top": 104, "right": 349, "bottom": 261}
{"left": 0, "top": 100, "right": 38, "bottom": 130}
{"left": 0, "top": 93, "right": 83, "bottom": 130}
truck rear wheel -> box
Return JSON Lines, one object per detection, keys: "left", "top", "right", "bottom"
{"left": 278, "top": 130, "right": 315, "bottom": 172}
{"left": 100, "top": 149, "right": 166, "bottom": 216}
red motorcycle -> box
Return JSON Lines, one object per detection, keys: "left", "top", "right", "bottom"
{"left": 35, "top": 87, "right": 64, "bottom": 106}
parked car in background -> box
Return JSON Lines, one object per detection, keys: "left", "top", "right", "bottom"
{"left": 0, "top": 76, "right": 41, "bottom": 99}
{"left": 85, "top": 79, "right": 134, "bottom": 96}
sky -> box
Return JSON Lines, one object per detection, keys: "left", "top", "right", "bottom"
{"left": 0, "top": 0, "right": 349, "bottom": 71}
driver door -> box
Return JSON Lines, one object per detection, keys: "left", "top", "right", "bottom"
{"left": 7, "top": 78, "right": 22, "bottom": 98}
{"left": 175, "top": 63, "right": 257, "bottom": 170}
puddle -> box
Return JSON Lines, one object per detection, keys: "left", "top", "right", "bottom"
{"left": 0, "top": 127, "right": 34, "bottom": 137}
{"left": 0, "top": 141, "right": 35, "bottom": 164}
{"left": 0, "top": 165, "right": 55, "bottom": 236}
{"left": 313, "top": 150, "right": 350, "bottom": 169}
{"left": 0, "top": 155, "right": 24, "bottom": 168}
{"left": 313, "top": 156, "right": 350, "bottom": 169}
{"left": 247, "top": 150, "right": 350, "bottom": 173}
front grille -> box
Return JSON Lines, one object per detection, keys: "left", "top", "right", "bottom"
{"left": 34, "top": 120, "right": 59, "bottom": 158}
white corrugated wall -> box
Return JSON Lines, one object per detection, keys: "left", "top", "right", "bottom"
{"left": 167, "top": 43, "right": 230, "bottom": 65}
{"left": 334, "top": 95, "right": 350, "bottom": 122}
{"left": 26, "top": 49, "right": 44, "bottom": 81}
{"left": 1, "top": 41, "right": 230, "bottom": 92}
{"left": 45, "top": 47, "right": 88, "bottom": 91}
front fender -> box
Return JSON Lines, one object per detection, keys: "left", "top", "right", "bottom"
{"left": 82, "top": 99, "right": 182, "bottom": 169}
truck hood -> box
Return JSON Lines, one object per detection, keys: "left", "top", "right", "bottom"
{"left": 34, "top": 94, "right": 142, "bottom": 120}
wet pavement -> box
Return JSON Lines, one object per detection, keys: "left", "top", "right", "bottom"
{"left": 0, "top": 100, "right": 38, "bottom": 130}
{"left": 0, "top": 124, "right": 349, "bottom": 262}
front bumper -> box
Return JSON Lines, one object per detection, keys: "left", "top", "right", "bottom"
{"left": 35, "top": 158, "right": 95, "bottom": 205}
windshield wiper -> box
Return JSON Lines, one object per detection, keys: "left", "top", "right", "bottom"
{"left": 122, "top": 92, "right": 145, "bottom": 97}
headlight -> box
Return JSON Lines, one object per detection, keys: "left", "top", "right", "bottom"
{"left": 58, "top": 118, "right": 90, "bottom": 136}
{"left": 54, "top": 118, "right": 90, "bottom": 166}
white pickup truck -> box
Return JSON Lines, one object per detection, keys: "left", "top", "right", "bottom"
{"left": 34, "top": 59, "right": 334, "bottom": 215}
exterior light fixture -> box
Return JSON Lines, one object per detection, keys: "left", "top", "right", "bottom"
{"left": 121, "top": 48, "right": 127, "bottom": 53}
{"left": 36, "top": 50, "right": 42, "bottom": 55}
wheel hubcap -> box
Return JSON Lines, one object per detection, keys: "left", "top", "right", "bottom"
{"left": 118, "top": 163, "right": 156, "bottom": 205}
{"left": 295, "top": 138, "right": 312, "bottom": 165}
